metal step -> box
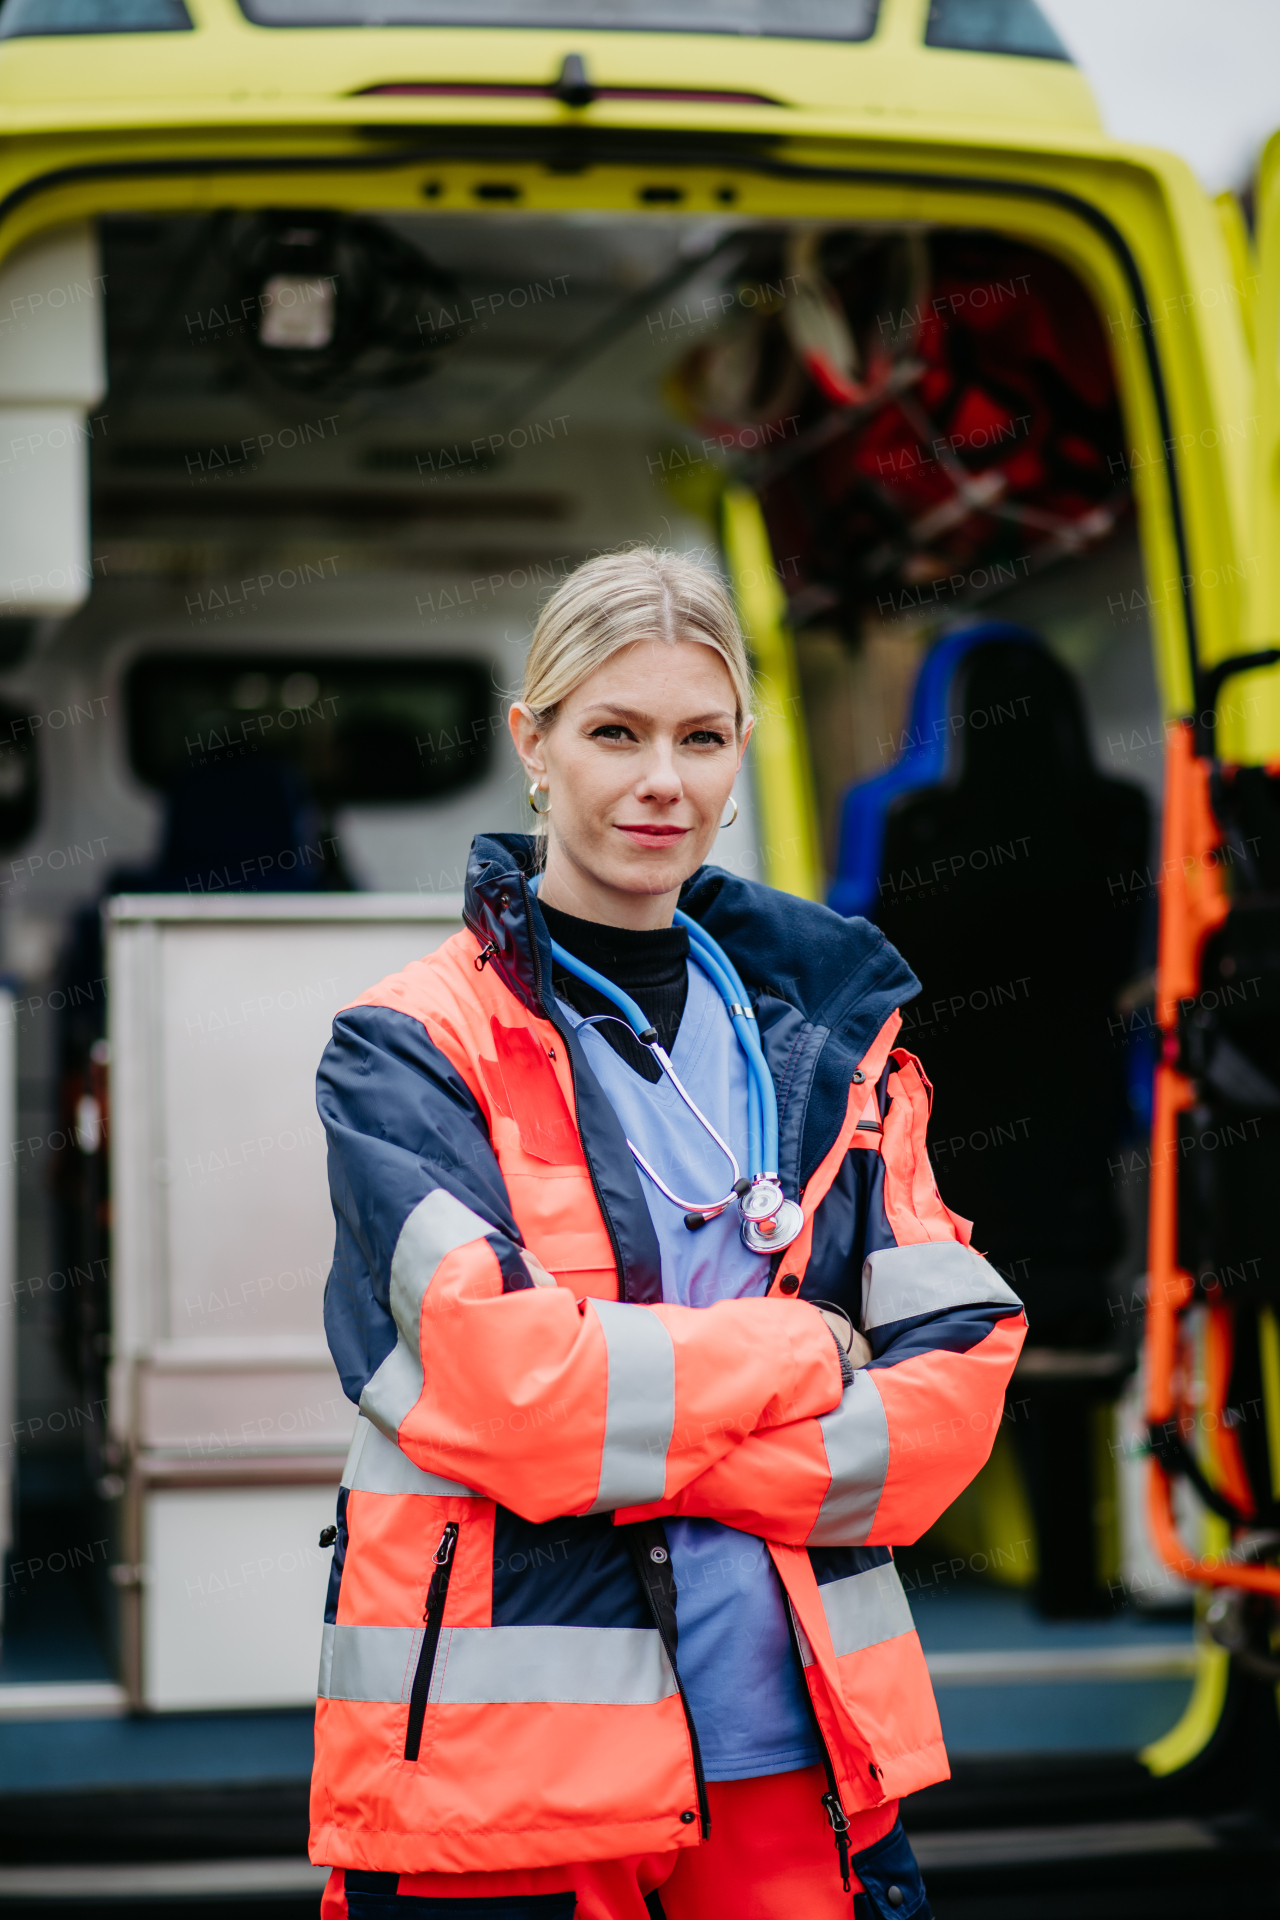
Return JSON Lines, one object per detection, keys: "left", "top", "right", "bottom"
{"left": 911, "top": 1817, "right": 1219, "bottom": 1869}
{"left": 0, "top": 1860, "right": 326, "bottom": 1900}
{"left": 925, "top": 1644, "right": 1197, "bottom": 1685}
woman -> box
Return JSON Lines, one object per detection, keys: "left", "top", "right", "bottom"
{"left": 312, "top": 548, "right": 1025, "bottom": 1920}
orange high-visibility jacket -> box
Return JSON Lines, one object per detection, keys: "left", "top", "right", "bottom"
{"left": 310, "top": 833, "right": 1026, "bottom": 1874}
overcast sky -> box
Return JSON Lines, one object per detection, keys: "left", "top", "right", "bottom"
{"left": 1038, "top": 0, "right": 1280, "bottom": 194}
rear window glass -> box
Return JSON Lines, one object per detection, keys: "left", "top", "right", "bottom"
{"left": 0, "top": 0, "right": 190, "bottom": 35}
{"left": 234, "top": 0, "right": 878, "bottom": 38}
{"left": 126, "top": 655, "right": 494, "bottom": 806}
{"left": 924, "top": 0, "right": 1068, "bottom": 59}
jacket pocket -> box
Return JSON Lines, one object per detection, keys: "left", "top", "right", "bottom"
{"left": 404, "top": 1521, "right": 459, "bottom": 1762}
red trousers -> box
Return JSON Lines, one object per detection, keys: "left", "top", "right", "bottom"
{"left": 322, "top": 1767, "right": 898, "bottom": 1918}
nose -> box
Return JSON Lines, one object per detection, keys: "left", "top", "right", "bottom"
{"left": 635, "top": 737, "right": 683, "bottom": 807}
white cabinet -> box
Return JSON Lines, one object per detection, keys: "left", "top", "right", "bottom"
{"left": 107, "top": 892, "right": 462, "bottom": 1709}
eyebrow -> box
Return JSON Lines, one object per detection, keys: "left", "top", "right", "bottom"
{"left": 582, "top": 703, "right": 736, "bottom": 728}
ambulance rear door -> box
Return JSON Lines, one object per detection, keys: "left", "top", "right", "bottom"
{"left": 1244, "top": 132, "right": 1280, "bottom": 746}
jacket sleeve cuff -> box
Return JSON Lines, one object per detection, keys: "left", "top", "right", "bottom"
{"left": 762, "top": 1302, "right": 846, "bottom": 1426}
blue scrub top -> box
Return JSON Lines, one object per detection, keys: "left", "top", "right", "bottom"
{"left": 560, "top": 963, "right": 822, "bottom": 1781}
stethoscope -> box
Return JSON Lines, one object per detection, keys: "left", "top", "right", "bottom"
{"left": 534, "top": 883, "right": 803, "bottom": 1254}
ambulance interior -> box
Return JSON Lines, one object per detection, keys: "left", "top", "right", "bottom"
{"left": 1, "top": 204, "right": 1193, "bottom": 1821}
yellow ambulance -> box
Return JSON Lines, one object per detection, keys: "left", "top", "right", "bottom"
{"left": 0, "top": 0, "right": 1274, "bottom": 1875}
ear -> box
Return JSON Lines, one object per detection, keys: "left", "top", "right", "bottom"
{"left": 508, "top": 703, "right": 548, "bottom": 782}
{"left": 735, "top": 716, "right": 755, "bottom": 770}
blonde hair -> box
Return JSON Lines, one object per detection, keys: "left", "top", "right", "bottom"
{"left": 520, "top": 547, "right": 753, "bottom": 733}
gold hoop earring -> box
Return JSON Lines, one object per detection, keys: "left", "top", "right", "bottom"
{"left": 720, "top": 795, "right": 738, "bottom": 830}
{"left": 528, "top": 782, "right": 552, "bottom": 817}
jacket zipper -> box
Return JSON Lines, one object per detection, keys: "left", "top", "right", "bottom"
{"left": 786, "top": 1602, "right": 856, "bottom": 1894}
{"left": 403, "top": 1521, "right": 459, "bottom": 1762}
{"left": 657, "top": 1616, "right": 711, "bottom": 1841}
{"left": 518, "top": 873, "right": 639, "bottom": 1299}
{"left": 624, "top": 1526, "right": 711, "bottom": 1840}
{"left": 465, "top": 887, "right": 632, "bottom": 1295}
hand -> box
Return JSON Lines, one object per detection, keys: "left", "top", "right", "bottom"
{"left": 522, "top": 1250, "right": 558, "bottom": 1287}
{"left": 817, "top": 1309, "right": 871, "bottom": 1370}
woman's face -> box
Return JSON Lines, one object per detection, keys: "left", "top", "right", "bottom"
{"left": 508, "top": 637, "right": 750, "bottom": 928}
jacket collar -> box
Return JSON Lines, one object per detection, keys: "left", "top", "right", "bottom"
{"left": 462, "top": 830, "right": 919, "bottom": 1052}
{"left": 462, "top": 832, "right": 552, "bottom": 1019}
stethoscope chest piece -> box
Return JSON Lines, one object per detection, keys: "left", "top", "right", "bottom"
{"left": 741, "top": 1196, "right": 804, "bottom": 1254}
{"left": 738, "top": 1176, "right": 803, "bottom": 1253}
{"left": 537, "top": 879, "right": 807, "bottom": 1258}
{"left": 740, "top": 1176, "right": 785, "bottom": 1223}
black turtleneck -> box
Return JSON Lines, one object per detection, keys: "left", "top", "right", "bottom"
{"left": 539, "top": 900, "right": 689, "bottom": 1083}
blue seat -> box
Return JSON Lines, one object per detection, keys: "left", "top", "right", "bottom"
{"left": 830, "top": 620, "right": 1043, "bottom": 920}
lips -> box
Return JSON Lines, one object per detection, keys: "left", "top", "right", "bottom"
{"left": 615, "top": 824, "right": 689, "bottom": 843}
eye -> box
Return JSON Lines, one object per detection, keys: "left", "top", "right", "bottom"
{"left": 682, "top": 729, "right": 728, "bottom": 748}
{"left": 589, "top": 723, "right": 636, "bottom": 743}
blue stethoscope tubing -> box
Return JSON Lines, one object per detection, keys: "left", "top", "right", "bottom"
{"left": 674, "top": 907, "right": 769, "bottom": 1176}
{"left": 532, "top": 881, "right": 801, "bottom": 1251}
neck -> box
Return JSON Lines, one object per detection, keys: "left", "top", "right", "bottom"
{"left": 537, "top": 842, "right": 679, "bottom": 930}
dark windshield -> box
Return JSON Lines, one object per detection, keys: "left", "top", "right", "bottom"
{"left": 235, "top": 0, "right": 878, "bottom": 37}
{"left": 925, "top": 0, "right": 1070, "bottom": 59}
{"left": 0, "top": 0, "right": 190, "bottom": 34}
{"left": 127, "top": 654, "right": 494, "bottom": 806}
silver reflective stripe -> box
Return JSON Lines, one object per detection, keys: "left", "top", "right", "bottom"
{"left": 316, "top": 1622, "right": 676, "bottom": 1707}
{"left": 317, "top": 1620, "right": 335, "bottom": 1698}
{"left": 360, "top": 1189, "right": 493, "bottom": 1440}
{"left": 429, "top": 1625, "right": 678, "bottom": 1706}
{"left": 341, "top": 1415, "right": 477, "bottom": 1498}
{"left": 789, "top": 1601, "right": 817, "bottom": 1669}
{"left": 820, "top": 1560, "right": 915, "bottom": 1659}
{"left": 861, "top": 1240, "right": 1022, "bottom": 1333}
{"left": 807, "top": 1370, "right": 890, "bottom": 1547}
{"left": 585, "top": 1298, "right": 676, "bottom": 1513}
{"left": 319, "top": 1622, "right": 423, "bottom": 1703}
